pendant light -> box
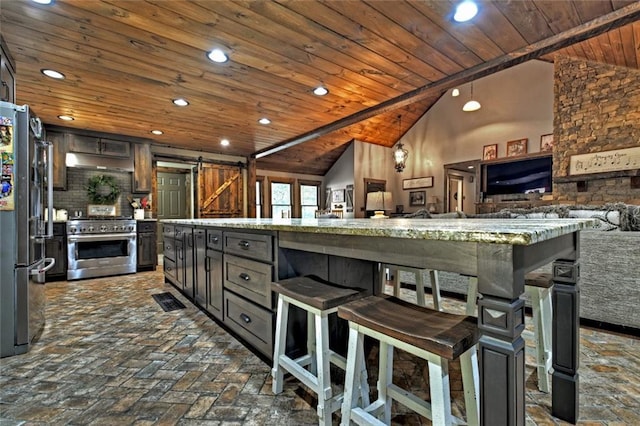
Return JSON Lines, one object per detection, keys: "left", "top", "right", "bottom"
{"left": 462, "top": 83, "right": 481, "bottom": 112}
{"left": 392, "top": 114, "right": 408, "bottom": 173}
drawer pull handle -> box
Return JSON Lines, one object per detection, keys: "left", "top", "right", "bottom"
{"left": 166, "top": 267, "right": 172, "bottom": 272}
{"left": 238, "top": 240, "right": 250, "bottom": 249}
{"left": 212, "top": 237, "right": 219, "bottom": 243}
{"left": 165, "top": 245, "right": 172, "bottom": 250}
{"left": 240, "top": 313, "right": 252, "bottom": 324}
{"left": 239, "top": 273, "right": 251, "bottom": 281}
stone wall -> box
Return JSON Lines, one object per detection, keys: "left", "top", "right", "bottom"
{"left": 553, "top": 56, "right": 640, "bottom": 205}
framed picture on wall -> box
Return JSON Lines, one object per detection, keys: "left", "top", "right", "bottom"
{"left": 332, "top": 189, "right": 345, "bottom": 203}
{"left": 483, "top": 144, "right": 498, "bottom": 160}
{"left": 409, "top": 191, "right": 426, "bottom": 206}
{"left": 506, "top": 138, "right": 528, "bottom": 157}
{"left": 402, "top": 176, "right": 434, "bottom": 189}
{"left": 540, "top": 134, "right": 554, "bottom": 152}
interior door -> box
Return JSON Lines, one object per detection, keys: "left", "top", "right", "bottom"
{"left": 198, "top": 164, "right": 243, "bottom": 218}
{"left": 157, "top": 172, "right": 187, "bottom": 219}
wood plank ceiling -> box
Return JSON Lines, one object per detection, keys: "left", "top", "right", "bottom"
{"left": 2, "top": 1, "right": 639, "bottom": 175}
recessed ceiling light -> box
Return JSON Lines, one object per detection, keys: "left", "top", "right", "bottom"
{"left": 207, "top": 48, "right": 229, "bottom": 63}
{"left": 57, "top": 115, "right": 74, "bottom": 121}
{"left": 172, "top": 98, "right": 189, "bottom": 107}
{"left": 151, "top": 130, "right": 163, "bottom": 135}
{"left": 32, "top": 0, "right": 53, "bottom": 4}
{"left": 467, "top": 165, "right": 475, "bottom": 169}
{"left": 451, "top": 88, "right": 460, "bottom": 97}
{"left": 313, "top": 86, "right": 328, "bottom": 96}
{"left": 41, "top": 69, "right": 65, "bottom": 79}
{"left": 454, "top": 1, "right": 478, "bottom": 22}
{"left": 220, "top": 139, "right": 230, "bottom": 146}
{"left": 258, "top": 118, "right": 271, "bottom": 125}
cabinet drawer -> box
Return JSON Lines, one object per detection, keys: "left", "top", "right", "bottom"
{"left": 224, "top": 254, "right": 273, "bottom": 308}
{"left": 207, "top": 229, "right": 223, "bottom": 251}
{"left": 163, "top": 238, "right": 176, "bottom": 261}
{"left": 163, "top": 224, "right": 175, "bottom": 239}
{"left": 164, "top": 257, "right": 177, "bottom": 282}
{"left": 137, "top": 221, "right": 156, "bottom": 233}
{"left": 224, "top": 291, "right": 274, "bottom": 359}
{"left": 223, "top": 231, "right": 273, "bottom": 262}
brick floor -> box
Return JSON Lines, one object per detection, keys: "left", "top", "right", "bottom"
{"left": 0, "top": 270, "right": 638, "bottom": 425}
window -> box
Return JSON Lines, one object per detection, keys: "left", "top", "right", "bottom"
{"left": 299, "top": 181, "right": 320, "bottom": 218}
{"left": 270, "top": 181, "right": 292, "bottom": 218}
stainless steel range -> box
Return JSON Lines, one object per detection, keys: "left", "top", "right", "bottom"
{"left": 67, "top": 218, "right": 136, "bottom": 280}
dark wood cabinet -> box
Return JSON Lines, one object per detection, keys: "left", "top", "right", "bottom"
{"left": 1, "top": 36, "right": 16, "bottom": 103}
{"left": 47, "top": 131, "right": 67, "bottom": 190}
{"left": 68, "top": 134, "right": 130, "bottom": 158}
{"left": 193, "top": 228, "right": 207, "bottom": 307}
{"left": 205, "top": 229, "right": 223, "bottom": 320}
{"left": 136, "top": 221, "right": 157, "bottom": 272}
{"left": 45, "top": 223, "right": 67, "bottom": 280}
{"left": 132, "top": 143, "right": 152, "bottom": 193}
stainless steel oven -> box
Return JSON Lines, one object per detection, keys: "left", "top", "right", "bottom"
{"left": 67, "top": 219, "right": 136, "bottom": 280}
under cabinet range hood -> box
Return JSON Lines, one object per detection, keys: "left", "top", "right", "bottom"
{"left": 66, "top": 152, "right": 134, "bottom": 172}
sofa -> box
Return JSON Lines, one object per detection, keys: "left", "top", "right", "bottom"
{"left": 398, "top": 203, "right": 640, "bottom": 330}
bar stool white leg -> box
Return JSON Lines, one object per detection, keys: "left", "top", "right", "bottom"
{"left": 527, "top": 286, "right": 552, "bottom": 393}
{"left": 378, "top": 341, "right": 394, "bottom": 423}
{"left": 341, "top": 326, "right": 364, "bottom": 426}
{"left": 272, "top": 296, "right": 288, "bottom": 394}
{"left": 428, "top": 356, "right": 452, "bottom": 425}
{"left": 460, "top": 347, "right": 480, "bottom": 426}
{"left": 315, "top": 313, "right": 333, "bottom": 426}
{"left": 308, "top": 311, "right": 318, "bottom": 375}
{"left": 415, "top": 270, "right": 427, "bottom": 307}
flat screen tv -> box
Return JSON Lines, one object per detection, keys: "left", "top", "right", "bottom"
{"left": 484, "top": 156, "right": 552, "bottom": 196}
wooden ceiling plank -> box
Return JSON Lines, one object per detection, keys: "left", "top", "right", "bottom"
{"left": 320, "top": 0, "right": 463, "bottom": 76}
{"left": 364, "top": 0, "right": 483, "bottom": 69}
{"left": 491, "top": 0, "right": 555, "bottom": 43}
{"left": 531, "top": 0, "right": 583, "bottom": 34}
{"left": 78, "top": 0, "right": 405, "bottom": 105}
{"left": 145, "top": 0, "right": 414, "bottom": 99}
{"left": 571, "top": 0, "right": 614, "bottom": 22}
{"left": 266, "top": 0, "right": 445, "bottom": 86}
{"left": 607, "top": 29, "right": 630, "bottom": 67}
{"left": 617, "top": 23, "right": 637, "bottom": 69}
{"left": 222, "top": 0, "right": 431, "bottom": 89}
{"left": 407, "top": 0, "right": 504, "bottom": 61}
{"left": 471, "top": 1, "right": 530, "bottom": 52}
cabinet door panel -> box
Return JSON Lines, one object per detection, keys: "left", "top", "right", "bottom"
{"left": 99, "top": 138, "right": 130, "bottom": 157}
{"left": 206, "top": 249, "right": 223, "bottom": 320}
{"left": 68, "top": 134, "right": 101, "bottom": 154}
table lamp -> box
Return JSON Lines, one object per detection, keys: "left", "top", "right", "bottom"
{"left": 366, "top": 191, "right": 393, "bottom": 219}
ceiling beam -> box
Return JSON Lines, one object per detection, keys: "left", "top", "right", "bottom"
{"left": 253, "top": 1, "right": 640, "bottom": 159}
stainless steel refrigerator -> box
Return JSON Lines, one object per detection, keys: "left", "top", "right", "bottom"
{"left": 1, "top": 101, "right": 55, "bottom": 358}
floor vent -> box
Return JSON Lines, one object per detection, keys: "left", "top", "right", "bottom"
{"left": 152, "top": 292, "right": 186, "bottom": 312}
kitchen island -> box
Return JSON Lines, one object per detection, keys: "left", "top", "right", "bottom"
{"left": 161, "top": 217, "right": 593, "bottom": 425}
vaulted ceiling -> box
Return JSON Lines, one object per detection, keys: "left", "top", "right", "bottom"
{"left": 2, "top": 1, "right": 639, "bottom": 175}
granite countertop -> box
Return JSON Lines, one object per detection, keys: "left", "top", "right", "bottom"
{"left": 161, "top": 218, "right": 595, "bottom": 246}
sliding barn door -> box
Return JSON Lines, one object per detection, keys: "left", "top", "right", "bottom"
{"left": 198, "top": 164, "right": 243, "bottom": 218}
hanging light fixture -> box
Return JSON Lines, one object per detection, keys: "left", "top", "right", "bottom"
{"left": 463, "top": 83, "right": 481, "bottom": 112}
{"left": 392, "top": 115, "right": 408, "bottom": 173}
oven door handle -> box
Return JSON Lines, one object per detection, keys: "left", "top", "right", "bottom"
{"left": 68, "top": 232, "right": 136, "bottom": 242}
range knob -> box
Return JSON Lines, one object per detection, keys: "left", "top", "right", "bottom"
{"left": 88, "top": 226, "right": 94, "bottom": 232}
{"left": 69, "top": 226, "right": 77, "bottom": 233}
{"left": 81, "top": 227, "right": 87, "bottom": 232}
{"left": 100, "top": 225, "right": 108, "bottom": 232}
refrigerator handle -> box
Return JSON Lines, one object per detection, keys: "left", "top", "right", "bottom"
{"left": 45, "top": 141, "right": 54, "bottom": 239}
{"left": 30, "top": 257, "right": 56, "bottom": 284}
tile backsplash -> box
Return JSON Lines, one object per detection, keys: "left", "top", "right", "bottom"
{"left": 53, "top": 168, "right": 135, "bottom": 218}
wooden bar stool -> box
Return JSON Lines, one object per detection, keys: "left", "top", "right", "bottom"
{"left": 465, "top": 272, "right": 553, "bottom": 393}
{"left": 272, "top": 276, "right": 371, "bottom": 426}
{"left": 381, "top": 264, "right": 442, "bottom": 311}
{"left": 338, "top": 296, "right": 479, "bottom": 426}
